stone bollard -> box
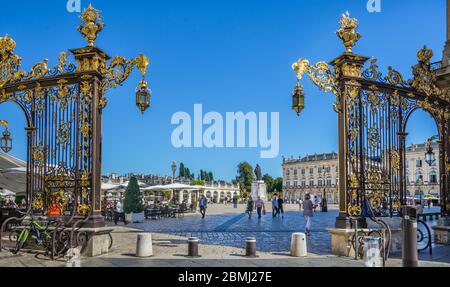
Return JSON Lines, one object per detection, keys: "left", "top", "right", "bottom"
{"left": 363, "top": 236, "right": 382, "bottom": 267}
{"left": 290, "top": 233, "right": 307, "bottom": 257}
{"left": 187, "top": 237, "right": 201, "bottom": 257}
{"left": 136, "top": 233, "right": 153, "bottom": 257}
{"left": 245, "top": 237, "right": 258, "bottom": 258}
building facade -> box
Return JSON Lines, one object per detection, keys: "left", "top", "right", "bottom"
{"left": 102, "top": 173, "right": 240, "bottom": 204}
{"left": 282, "top": 143, "right": 441, "bottom": 204}
{"left": 282, "top": 153, "right": 339, "bottom": 204}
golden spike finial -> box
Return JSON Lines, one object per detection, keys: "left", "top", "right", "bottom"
{"left": 77, "top": 4, "right": 104, "bottom": 47}
{"left": 336, "top": 11, "right": 361, "bottom": 53}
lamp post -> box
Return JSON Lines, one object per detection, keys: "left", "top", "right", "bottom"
{"left": 425, "top": 136, "right": 438, "bottom": 167}
{"left": 416, "top": 177, "right": 424, "bottom": 209}
{"left": 0, "top": 120, "right": 12, "bottom": 153}
{"left": 321, "top": 165, "right": 328, "bottom": 212}
{"left": 170, "top": 161, "right": 177, "bottom": 202}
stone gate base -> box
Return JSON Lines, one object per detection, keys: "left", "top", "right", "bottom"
{"left": 327, "top": 218, "right": 404, "bottom": 257}
{"left": 432, "top": 218, "right": 450, "bottom": 245}
{"left": 79, "top": 227, "right": 114, "bottom": 257}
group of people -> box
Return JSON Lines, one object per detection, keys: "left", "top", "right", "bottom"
{"left": 105, "top": 199, "right": 127, "bottom": 225}
{"left": 244, "top": 193, "right": 317, "bottom": 236}
{"left": 246, "top": 196, "right": 266, "bottom": 219}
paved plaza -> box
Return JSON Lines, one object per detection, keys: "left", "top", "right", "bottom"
{"left": 0, "top": 204, "right": 449, "bottom": 267}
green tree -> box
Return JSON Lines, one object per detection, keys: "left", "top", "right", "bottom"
{"left": 272, "top": 177, "right": 283, "bottom": 195}
{"left": 191, "top": 179, "right": 205, "bottom": 186}
{"left": 262, "top": 174, "right": 274, "bottom": 193}
{"left": 124, "top": 177, "right": 143, "bottom": 214}
{"left": 236, "top": 162, "right": 254, "bottom": 195}
{"left": 186, "top": 168, "right": 191, "bottom": 179}
{"left": 179, "top": 162, "right": 186, "bottom": 178}
{"left": 208, "top": 171, "right": 214, "bottom": 182}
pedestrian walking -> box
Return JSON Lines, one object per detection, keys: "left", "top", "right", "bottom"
{"left": 255, "top": 196, "right": 265, "bottom": 219}
{"left": 233, "top": 196, "right": 238, "bottom": 208}
{"left": 246, "top": 197, "right": 254, "bottom": 219}
{"left": 298, "top": 198, "right": 303, "bottom": 211}
{"left": 303, "top": 193, "right": 315, "bottom": 236}
{"left": 277, "top": 196, "right": 285, "bottom": 219}
{"left": 272, "top": 195, "right": 279, "bottom": 218}
{"left": 199, "top": 194, "right": 208, "bottom": 219}
{"left": 312, "top": 195, "right": 319, "bottom": 212}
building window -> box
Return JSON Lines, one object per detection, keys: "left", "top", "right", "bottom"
{"left": 318, "top": 167, "right": 323, "bottom": 174}
{"left": 301, "top": 169, "right": 305, "bottom": 175}
{"left": 415, "top": 172, "right": 423, "bottom": 183}
{"left": 286, "top": 181, "right": 290, "bottom": 187}
{"left": 294, "top": 169, "right": 298, "bottom": 176}
{"left": 318, "top": 179, "right": 323, "bottom": 187}
{"left": 309, "top": 180, "right": 314, "bottom": 186}
{"left": 430, "top": 172, "right": 438, "bottom": 184}
{"left": 301, "top": 181, "right": 306, "bottom": 187}
{"left": 309, "top": 168, "right": 314, "bottom": 174}
{"left": 416, "top": 160, "right": 422, "bottom": 168}
{"left": 327, "top": 178, "right": 332, "bottom": 186}
{"left": 294, "top": 180, "right": 298, "bottom": 187}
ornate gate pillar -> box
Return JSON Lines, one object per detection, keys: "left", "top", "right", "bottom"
{"left": 331, "top": 52, "right": 369, "bottom": 228}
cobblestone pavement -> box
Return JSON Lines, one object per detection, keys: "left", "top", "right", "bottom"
{"left": 0, "top": 204, "right": 449, "bottom": 267}
{"left": 129, "top": 204, "right": 335, "bottom": 255}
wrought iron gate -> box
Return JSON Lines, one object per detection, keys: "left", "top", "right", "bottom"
{"left": 0, "top": 5, "right": 150, "bottom": 255}
{"left": 292, "top": 12, "right": 450, "bottom": 227}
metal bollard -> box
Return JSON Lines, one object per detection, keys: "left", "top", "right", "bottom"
{"left": 402, "top": 216, "right": 418, "bottom": 267}
{"left": 245, "top": 237, "right": 258, "bottom": 258}
{"left": 187, "top": 237, "right": 201, "bottom": 258}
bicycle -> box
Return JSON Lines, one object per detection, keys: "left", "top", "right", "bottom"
{"left": 9, "top": 217, "right": 69, "bottom": 256}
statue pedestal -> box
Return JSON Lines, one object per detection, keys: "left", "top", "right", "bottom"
{"left": 250, "top": 181, "right": 267, "bottom": 201}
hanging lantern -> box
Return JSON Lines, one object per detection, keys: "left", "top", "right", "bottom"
{"left": 1, "top": 129, "right": 12, "bottom": 153}
{"left": 292, "top": 83, "right": 305, "bottom": 116}
{"left": 425, "top": 141, "right": 436, "bottom": 166}
{"left": 135, "top": 79, "right": 151, "bottom": 114}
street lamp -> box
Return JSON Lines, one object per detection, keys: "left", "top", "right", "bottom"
{"left": 321, "top": 164, "right": 328, "bottom": 212}
{"left": 0, "top": 121, "right": 12, "bottom": 153}
{"left": 171, "top": 161, "right": 177, "bottom": 183}
{"left": 416, "top": 177, "right": 424, "bottom": 208}
{"left": 170, "top": 161, "right": 177, "bottom": 202}
{"left": 292, "top": 83, "right": 305, "bottom": 116}
{"left": 425, "top": 136, "right": 438, "bottom": 166}
{"left": 135, "top": 79, "right": 151, "bottom": 114}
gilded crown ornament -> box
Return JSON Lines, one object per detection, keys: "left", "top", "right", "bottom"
{"left": 0, "top": 35, "right": 16, "bottom": 58}
{"left": 336, "top": 11, "right": 361, "bottom": 53}
{"left": 77, "top": 4, "right": 104, "bottom": 47}
{"left": 417, "top": 45, "right": 433, "bottom": 63}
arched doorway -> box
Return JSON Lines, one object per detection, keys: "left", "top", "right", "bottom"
{"left": 404, "top": 108, "right": 441, "bottom": 209}
{"left": 0, "top": 102, "right": 30, "bottom": 208}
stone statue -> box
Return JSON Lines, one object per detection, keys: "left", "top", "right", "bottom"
{"left": 254, "top": 164, "right": 262, "bottom": 181}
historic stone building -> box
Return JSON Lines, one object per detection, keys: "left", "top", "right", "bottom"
{"left": 282, "top": 152, "right": 339, "bottom": 204}
{"left": 282, "top": 143, "right": 440, "bottom": 204}
{"left": 405, "top": 142, "right": 440, "bottom": 200}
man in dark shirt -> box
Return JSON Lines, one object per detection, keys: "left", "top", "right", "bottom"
{"left": 278, "top": 197, "right": 284, "bottom": 219}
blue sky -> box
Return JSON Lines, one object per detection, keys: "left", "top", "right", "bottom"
{"left": 0, "top": 0, "right": 444, "bottom": 180}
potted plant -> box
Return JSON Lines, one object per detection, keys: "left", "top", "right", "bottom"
{"left": 124, "top": 177, "right": 144, "bottom": 223}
